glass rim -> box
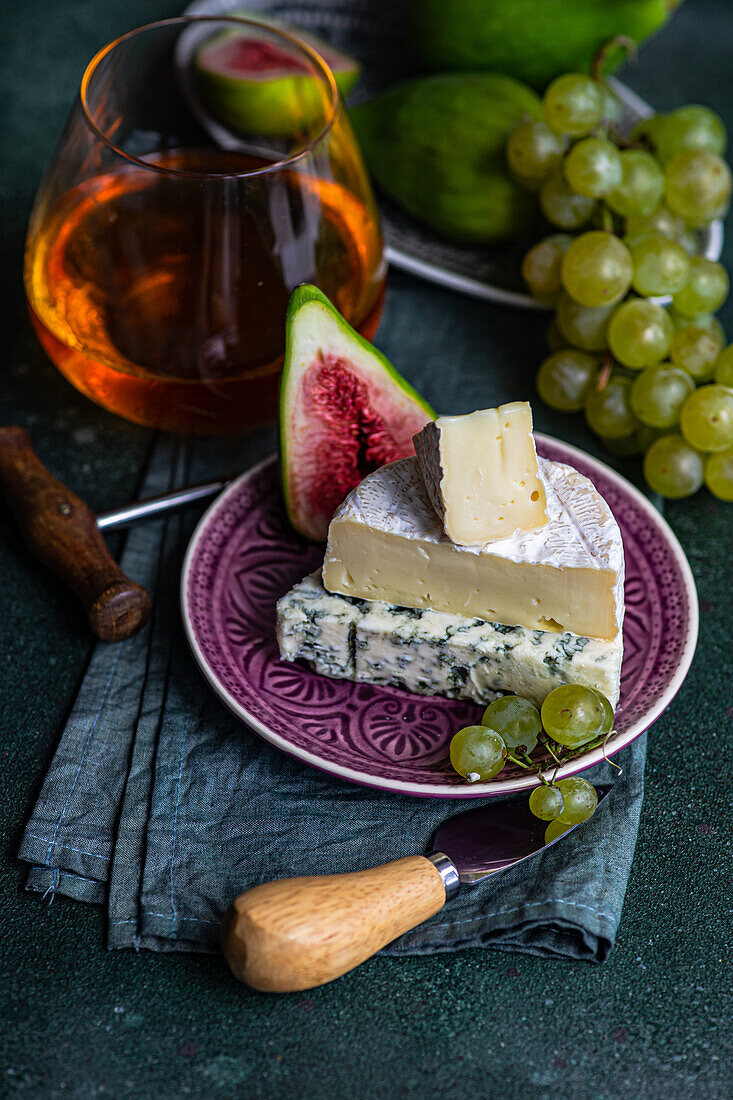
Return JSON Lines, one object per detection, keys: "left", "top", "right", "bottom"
{"left": 79, "top": 14, "right": 341, "bottom": 179}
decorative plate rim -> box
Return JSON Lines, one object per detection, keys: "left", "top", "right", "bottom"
{"left": 181, "top": 437, "right": 698, "bottom": 797}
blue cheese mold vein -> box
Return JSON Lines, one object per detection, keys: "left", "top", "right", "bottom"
{"left": 276, "top": 572, "right": 622, "bottom": 709}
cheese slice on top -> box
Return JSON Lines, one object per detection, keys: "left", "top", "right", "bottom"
{"left": 322, "top": 456, "right": 625, "bottom": 641}
{"left": 413, "top": 402, "right": 547, "bottom": 546}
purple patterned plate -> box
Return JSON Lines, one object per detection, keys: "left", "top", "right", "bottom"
{"left": 181, "top": 436, "right": 698, "bottom": 798}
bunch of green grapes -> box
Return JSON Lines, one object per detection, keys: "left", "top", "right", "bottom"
{"left": 506, "top": 71, "right": 733, "bottom": 501}
{"left": 449, "top": 685, "right": 614, "bottom": 842}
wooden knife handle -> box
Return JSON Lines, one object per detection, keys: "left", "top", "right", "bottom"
{"left": 0, "top": 426, "right": 151, "bottom": 642}
{"left": 221, "top": 855, "right": 447, "bottom": 992}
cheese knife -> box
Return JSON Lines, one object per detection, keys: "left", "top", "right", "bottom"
{"left": 0, "top": 426, "right": 228, "bottom": 642}
{"left": 220, "top": 784, "right": 613, "bottom": 992}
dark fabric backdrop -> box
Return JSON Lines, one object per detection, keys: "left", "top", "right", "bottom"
{"left": 1, "top": 1, "right": 731, "bottom": 1096}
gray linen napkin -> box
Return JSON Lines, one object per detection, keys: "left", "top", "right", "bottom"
{"left": 19, "top": 275, "right": 647, "bottom": 962}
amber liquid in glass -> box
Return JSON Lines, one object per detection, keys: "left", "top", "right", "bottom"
{"left": 26, "top": 151, "right": 385, "bottom": 433}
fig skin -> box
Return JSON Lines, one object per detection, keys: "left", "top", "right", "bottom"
{"left": 350, "top": 73, "right": 542, "bottom": 244}
{"left": 195, "top": 23, "right": 360, "bottom": 137}
{"left": 280, "top": 286, "right": 435, "bottom": 542}
{"left": 410, "top": 0, "right": 683, "bottom": 91}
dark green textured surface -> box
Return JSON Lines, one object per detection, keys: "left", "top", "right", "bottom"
{"left": 1, "top": 1, "right": 731, "bottom": 1096}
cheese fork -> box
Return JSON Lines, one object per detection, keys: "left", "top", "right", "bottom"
{"left": 221, "top": 785, "right": 613, "bottom": 993}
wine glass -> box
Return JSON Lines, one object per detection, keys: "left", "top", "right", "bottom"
{"left": 24, "top": 16, "right": 386, "bottom": 433}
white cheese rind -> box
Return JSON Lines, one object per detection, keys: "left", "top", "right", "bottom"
{"left": 413, "top": 404, "right": 548, "bottom": 545}
{"left": 277, "top": 573, "right": 623, "bottom": 709}
{"left": 322, "top": 456, "right": 625, "bottom": 640}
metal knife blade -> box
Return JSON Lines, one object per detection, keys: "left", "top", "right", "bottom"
{"left": 431, "top": 784, "right": 613, "bottom": 886}
{"left": 96, "top": 477, "right": 231, "bottom": 530}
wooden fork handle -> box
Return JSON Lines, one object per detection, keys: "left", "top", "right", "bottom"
{"left": 221, "top": 855, "right": 447, "bottom": 993}
{"left": 0, "top": 426, "right": 151, "bottom": 642}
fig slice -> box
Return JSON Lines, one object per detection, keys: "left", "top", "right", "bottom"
{"left": 194, "top": 16, "right": 360, "bottom": 137}
{"left": 280, "top": 286, "right": 435, "bottom": 542}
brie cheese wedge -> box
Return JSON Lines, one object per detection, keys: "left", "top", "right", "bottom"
{"left": 322, "top": 456, "right": 624, "bottom": 641}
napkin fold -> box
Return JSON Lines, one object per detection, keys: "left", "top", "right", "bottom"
{"left": 19, "top": 427, "right": 646, "bottom": 963}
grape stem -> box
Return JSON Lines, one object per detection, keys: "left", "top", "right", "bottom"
{"left": 543, "top": 738, "right": 564, "bottom": 765}
{"left": 596, "top": 354, "right": 614, "bottom": 392}
{"left": 505, "top": 748, "right": 537, "bottom": 770}
{"left": 591, "top": 36, "right": 637, "bottom": 83}
{"left": 506, "top": 729, "right": 621, "bottom": 780}
{"left": 607, "top": 125, "right": 635, "bottom": 150}
{"left": 600, "top": 732, "right": 624, "bottom": 772}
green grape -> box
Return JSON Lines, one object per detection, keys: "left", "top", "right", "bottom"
{"left": 654, "top": 106, "right": 727, "bottom": 166}
{"left": 608, "top": 299, "right": 673, "bottom": 369}
{"left": 629, "top": 234, "right": 691, "bottom": 297}
{"left": 678, "top": 229, "right": 700, "bottom": 255}
{"left": 630, "top": 365, "right": 695, "bottom": 428}
{"left": 529, "top": 784, "right": 564, "bottom": 822}
{"left": 680, "top": 384, "right": 733, "bottom": 452}
{"left": 564, "top": 137, "right": 623, "bottom": 198}
{"left": 481, "top": 696, "right": 541, "bottom": 752}
{"left": 507, "top": 120, "right": 567, "bottom": 185}
{"left": 556, "top": 777, "right": 598, "bottom": 825}
{"left": 715, "top": 346, "right": 733, "bottom": 386}
{"left": 665, "top": 150, "right": 732, "bottom": 224}
{"left": 545, "top": 819, "right": 573, "bottom": 844}
{"left": 450, "top": 726, "right": 507, "bottom": 782}
{"left": 556, "top": 293, "right": 613, "bottom": 351}
{"left": 636, "top": 423, "right": 669, "bottom": 452}
{"left": 606, "top": 150, "right": 665, "bottom": 218}
{"left": 670, "top": 325, "right": 722, "bottom": 381}
{"left": 604, "top": 432, "right": 642, "bottom": 456}
{"left": 546, "top": 318, "right": 566, "bottom": 352}
{"left": 631, "top": 113, "right": 667, "bottom": 147}
{"left": 536, "top": 349, "right": 598, "bottom": 411}
{"left": 543, "top": 73, "right": 603, "bottom": 137}
{"left": 624, "top": 206, "right": 688, "bottom": 247}
{"left": 623, "top": 214, "right": 698, "bottom": 257}
{"left": 592, "top": 690, "right": 615, "bottom": 737}
{"left": 672, "top": 258, "right": 729, "bottom": 317}
{"left": 521, "top": 234, "right": 573, "bottom": 302}
{"left": 560, "top": 231, "right": 633, "bottom": 308}
{"left": 668, "top": 308, "right": 726, "bottom": 345}
{"left": 541, "top": 684, "right": 607, "bottom": 747}
{"left": 643, "top": 434, "right": 704, "bottom": 497}
{"left": 540, "top": 171, "right": 596, "bottom": 229}
{"left": 704, "top": 447, "right": 733, "bottom": 501}
{"left": 585, "top": 375, "right": 638, "bottom": 438}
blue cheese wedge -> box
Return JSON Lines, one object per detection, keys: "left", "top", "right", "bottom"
{"left": 277, "top": 573, "right": 622, "bottom": 709}
{"left": 276, "top": 576, "right": 362, "bottom": 678}
{"left": 322, "top": 456, "right": 625, "bottom": 641}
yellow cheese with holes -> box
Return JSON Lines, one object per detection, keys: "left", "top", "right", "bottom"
{"left": 413, "top": 403, "right": 547, "bottom": 545}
